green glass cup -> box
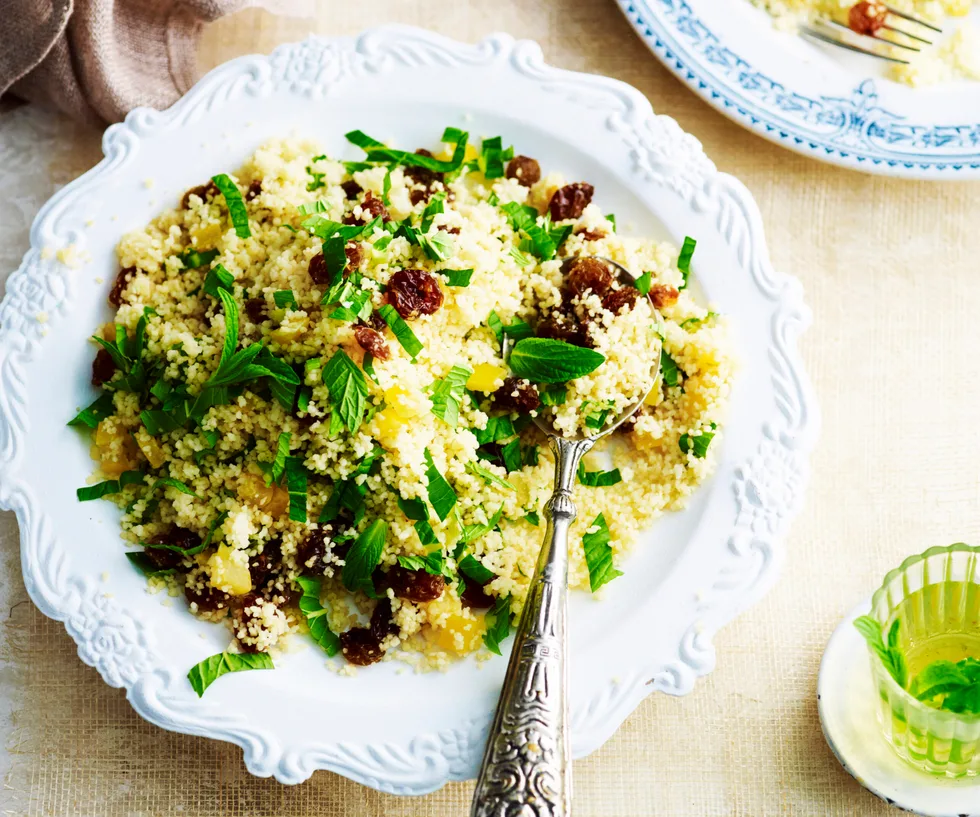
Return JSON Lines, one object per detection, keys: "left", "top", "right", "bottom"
{"left": 866, "top": 543, "right": 980, "bottom": 777}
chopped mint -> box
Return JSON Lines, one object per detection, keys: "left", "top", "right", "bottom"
{"left": 635, "top": 271, "right": 653, "bottom": 296}
{"left": 341, "top": 518, "right": 388, "bottom": 596}
{"left": 679, "top": 424, "right": 716, "bottom": 459}
{"left": 378, "top": 304, "right": 423, "bottom": 360}
{"left": 284, "top": 455, "right": 308, "bottom": 522}
{"left": 677, "top": 236, "right": 696, "bottom": 289}
{"left": 296, "top": 576, "right": 340, "bottom": 656}
{"left": 582, "top": 513, "right": 622, "bottom": 592}
{"left": 483, "top": 595, "right": 514, "bottom": 655}
{"left": 577, "top": 463, "right": 622, "bottom": 487}
{"left": 466, "top": 460, "right": 516, "bottom": 492}
{"left": 508, "top": 338, "right": 604, "bottom": 384}
{"left": 67, "top": 392, "right": 115, "bottom": 429}
{"left": 423, "top": 448, "right": 458, "bottom": 521}
{"left": 178, "top": 248, "right": 219, "bottom": 269}
{"left": 438, "top": 268, "right": 473, "bottom": 287}
{"left": 76, "top": 470, "right": 144, "bottom": 502}
{"left": 320, "top": 350, "right": 369, "bottom": 434}
{"left": 429, "top": 365, "right": 472, "bottom": 427}
{"left": 187, "top": 651, "right": 273, "bottom": 697}
{"left": 273, "top": 290, "right": 298, "bottom": 310}
{"left": 211, "top": 174, "right": 251, "bottom": 239}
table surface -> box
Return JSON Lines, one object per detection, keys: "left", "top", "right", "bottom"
{"left": 3, "top": 2, "right": 980, "bottom": 815}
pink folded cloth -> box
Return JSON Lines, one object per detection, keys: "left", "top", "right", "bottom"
{"left": 0, "top": 0, "right": 253, "bottom": 127}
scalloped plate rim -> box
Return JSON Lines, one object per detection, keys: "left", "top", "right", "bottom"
{"left": 0, "top": 26, "right": 819, "bottom": 793}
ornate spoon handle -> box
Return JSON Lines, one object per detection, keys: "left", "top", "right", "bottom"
{"left": 471, "top": 436, "right": 594, "bottom": 817}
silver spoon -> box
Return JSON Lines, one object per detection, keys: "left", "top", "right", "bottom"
{"left": 471, "top": 258, "right": 663, "bottom": 817}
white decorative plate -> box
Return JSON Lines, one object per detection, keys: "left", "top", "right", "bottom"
{"left": 617, "top": 0, "right": 980, "bottom": 178}
{"left": 0, "top": 27, "right": 818, "bottom": 793}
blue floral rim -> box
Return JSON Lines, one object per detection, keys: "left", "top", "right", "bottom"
{"left": 619, "top": 0, "right": 980, "bottom": 175}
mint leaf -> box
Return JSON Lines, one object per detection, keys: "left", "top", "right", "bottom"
{"left": 68, "top": 392, "right": 114, "bottom": 429}
{"left": 500, "top": 439, "right": 522, "bottom": 472}
{"left": 284, "top": 456, "right": 308, "bottom": 522}
{"left": 345, "top": 128, "right": 469, "bottom": 173}
{"left": 125, "top": 551, "right": 176, "bottom": 578}
{"left": 187, "top": 651, "right": 273, "bottom": 697}
{"left": 483, "top": 594, "right": 513, "bottom": 655}
{"left": 260, "top": 431, "right": 291, "bottom": 485}
{"left": 466, "top": 460, "right": 516, "bottom": 492}
{"left": 677, "top": 236, "right": 696, "bottom": 289}
{"left": 582, "top": 513, "right": 623, "bottom": 592}
{"left": 144, "top": 511, "right": 227, "bottom": 558}
{"left": 475, "top": 416, "right": 515, "bottom": 445}
{"left": 524, "top": 510, "right": 540, "bottom": 526}
{"left": 420, "top": 231, "right": 453, "bottom": 262}
{"left": 661, "top": 351, "right": 683, "bottom": 387}
{"left": 296, "top": 576, "right": 340, "bottom": 656}
{"left": 459, "top": 552, "right": 495, "bottom": 584}
{"left": 423, "top": 448, "right": 457, "bottom": 521}
{"left": 397, "top": 495, "right": 438, "bottom": 546}
{"left": 211, "top": 174, "right": 251, "bottom": 239}
{"left": 577, "top": 463, "right": 622, "bottom": 487}
{"left": 321, "top": 350, "right": 368, "bottom": 434}
{"left": 854, "top": 615, "right": 907, "bottom": 688}
{"left": 178, "top": 248, "right": 219, "bottom": 269}
{"left": 273, "top": 290, "right": 298, "bottom": 310}
{"left": 509, "top": 338, "right": 604, "bottom": 384}
{"left": 378, "top": 304, "right": 423, "bottom": 360}
{"left": 297, "top": 200, "right": 329, "bottom": 216}
{"left": 635, "top": 271, "right": 653, "bottom": 296}
{"left": 540, "top": 385, "right": 567, "bottom": 406}
{"left": 680, "top": 425, "right": 716, "bottom": 459}
{"left": 342, "top": 518, "right": 388, "bottom": 596}
{"left": 438, "top": 268, "right": 473, "bottom": 287}
{"left": 76, "top": 470, "right": 144, "bottom": 502}
{"left": 430, "top": 365, "right": 471, "bottom": 427}
{"left": 461, "top": 505, "right": 504, "bottom": 544}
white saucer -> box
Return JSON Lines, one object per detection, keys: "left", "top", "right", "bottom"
{"left": 818, "top": 602, "right": 980, "bottom": 817}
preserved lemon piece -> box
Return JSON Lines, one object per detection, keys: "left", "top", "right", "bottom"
{"left": 643, "top": 387, "right": 663, "bottom": 408}
{"left": 208, "top": 544, "right": 252, "bottom": 595}
{"left": 384, "top": 385, "right": 421, "bottom": 420}
{"left": 237, "top": 473, "right": 289, "bottom": 518}
{"left": 94, "top": 419, "right": 139, "bottom": 477}
{"left": 422, "top": 593, "right": 486, "bottom": 654}
{"left": 467, "top": 363, "right": 506, "bottom": 393}
{"left": 269, "top": 313, "right": 308, "bottom": 345}
{"left": 373, "top": 409, "right": 404, "bottom": 443}
{"left": 189, "top": 222, "right": 223, "bottom": 247}
{"left": 134, "top": 426, "right": 165, "bottom": 469}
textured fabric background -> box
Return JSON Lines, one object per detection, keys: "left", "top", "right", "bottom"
{"left": 3, "top": 1, "right": 980, "bottom": 814}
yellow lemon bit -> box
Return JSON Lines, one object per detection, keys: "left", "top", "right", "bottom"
{"left": 208, "top": 544, "right": 252, "bottom": 595}
{"left": 237, "top": 473, "right": 289, "bottom": 518}
{"left": 189, "top": 222, "right": 223, "bottom": 248}
{"left": 269, "top": 313, "right": 308, "bottom": 345}
{"left": 467, "top": 363, "right": 506, "bottom": 393}
{"left": 422, "top": 593, "right": 486, "bottom": 654}
{"left": 134, "top": 426, "right": 166, "bottom": 469}
{"left": 94, "top": 419, "right": 140, "bottom": 477}
{"left": 384, "top": 385, "right": 422, "bottom": 420}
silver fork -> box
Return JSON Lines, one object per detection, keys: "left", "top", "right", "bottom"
{"left": 802, "top": 2, "right": 942, "bottom": 65}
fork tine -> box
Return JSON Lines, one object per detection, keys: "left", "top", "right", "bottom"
{"left": 826, "top": 20, "right": 921, "bottom": 51}
{"left": 883, "top": 4, "right": 943, "bottom": 33}
{"left": 801, "top": 26, "right": 911, "bottom": 64}
{"left": 881, "top": 24, "right": 933, "bottom": 45}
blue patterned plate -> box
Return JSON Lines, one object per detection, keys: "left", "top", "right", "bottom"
{"left": 618, "top": 0, "right": 980, "bottom": 178}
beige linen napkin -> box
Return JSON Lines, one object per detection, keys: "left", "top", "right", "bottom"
{"left": 0, "top": 0, "right": 257, "bottom": 127}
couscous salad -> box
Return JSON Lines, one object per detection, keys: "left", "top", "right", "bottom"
{"left": 69, "top": 128, "right": 734, "bottom": 693}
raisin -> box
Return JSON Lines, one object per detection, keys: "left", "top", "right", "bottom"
{"left": 308, "top": 253, "right": 329, "bottom": 287}
{"left": 566, "top": 257, "right": 613, "bottom": 299}
{"left": 405, "top": 148, "right": 443, "bottom": 189}
{"left": 386, "top": 269, "right": 443, "bottom": 319}
{"left": 295, "top": 527, "right": 329, "bottom": 574}
{"left": 249, "top": 538, "right": 283, "bottom": 588}
{"left": 91, "top": 347, "right": 117, "bottom": 387}
{"left": 370, "top": 598, "right": 398, "bottom": 641}
{"left": 549, "top": 182, "right": 594, "bottom": 221}
{"left": 849, "top": 1, "right": 886, "bottom": 35}
{"left": 345, "top": 242, "right": 363, "bottom": 271}
{"left": 505, "top": 156, "right": 541, "bottom": 187}
{"left": 108, "top": 266, "right": 136, "bottom": 307}
{"left": 602, "top": 286, "right": 640, "bottom": 315}
{"left": 244, "top": 298, "right": 267, "bottom": 323}
{"left": 461, "top": 582, "right": 495, "bottom": 609}
{"left": 536, "top": 310, "right": 588, "bottom": 348}
{"left": 439, "top": 225, "right": 461, "bottom": 235}
{"left": 142, "top": 530, "right": 190, "bottom": 571}
{"left": 365, "top": 310, "right": 387, "bottom": 332}
{"left": 409, "top": 188, "right": 429, "bottom": 207}
{"left": 576, "top": 228, "right": 605, "bottom": 242}
{"left": 184, "top": 583, "right": 231, "bottom": 614}
{"left": 381, "top": 566, "right": 445, "bottom": 603}
{"left": 649, "top": 284, "right": 679, "bottom": 310}
{"left": 493, "top": 377, "right": 540, "bottom": 414}
{"left": 340, "top": 180, "right": 363, "bottom": 199}
{"left": 354, "top": 325, "right": 390, "bottom": 360}
{"left": 245, "top": 180, "right": 262, "bottom": 201}
{"left": 619, "top": 409, "right": 641, "bottom": 434}
{"left": 340, "top": 628, "right": 385, "bottom": 666}
{"left": 343, "top": 191, "right": 389, "bottom": 225}
{"left": 181, "top": 181, "right": 219, "bottom": 209}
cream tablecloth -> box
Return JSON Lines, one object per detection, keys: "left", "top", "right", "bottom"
{"left": 3, "top": 1, "right": 980, "bottom": 814}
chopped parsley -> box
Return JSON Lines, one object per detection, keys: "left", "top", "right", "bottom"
{"left": 582, "top": 513, "right": 622, "bottom": 592}
{"left": 211, "top": 174, "right": 251, "bottom": 239}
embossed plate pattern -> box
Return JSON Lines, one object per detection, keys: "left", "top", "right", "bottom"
{"left": 0, "top": 27, "right": 818, "bottom": 793}
{"left": 617, "top": 0, "right": 980, "bottom": 178}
